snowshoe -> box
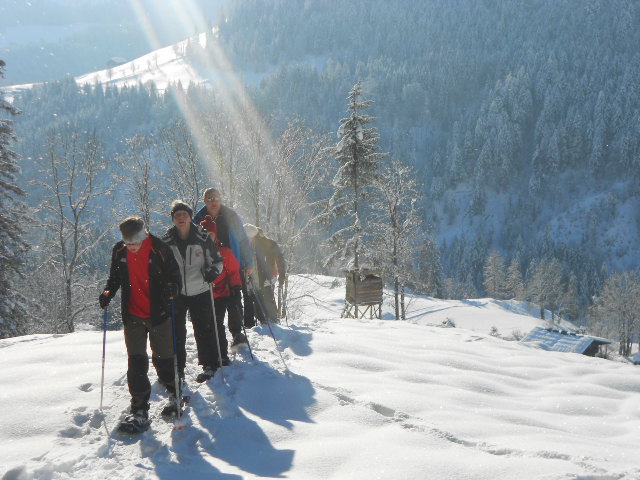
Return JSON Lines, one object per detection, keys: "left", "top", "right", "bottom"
{"left": 196, "top": 367, "right": 216, "bottom": 383}
{"left": 161, "top": 395, "right": 191, "bottom": 418}
{"left": 231, "top": 333, "right": 247, "bottom": 347}
{"left": 117, "top": 409, "right": 150, "bottom": 434}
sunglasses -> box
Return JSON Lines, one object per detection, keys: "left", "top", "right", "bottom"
{"left": 205, "top": 196, "right": 221, "bottom": 202}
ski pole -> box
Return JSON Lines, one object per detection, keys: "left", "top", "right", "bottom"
{"left": 170, "top": 298, "right": 183, "bottom": 419}
{"left": 209, "top": 285, "right": 225, "bottom": 377}
{"left": 100, "top": 305, "right": 108, "bottom": 412}
{"left": 249, "top": 275, "right": 290, "bottom": 374}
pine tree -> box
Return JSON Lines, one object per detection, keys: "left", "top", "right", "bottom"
{"left": 526, "top": 257, "right": 563, "bottom": 322}
{"left": 505, "top": 258, "right": 525, "bottom": 300}
{"left": 0, "top": 60, "right": 29, "bottom": 338}
{"left": 483, "top": 250, "right": 506, "bottom": 299}
{"left": 323, "top": 81, "right": 387, "bottom": 270}
{"left": 417, "top": 232, "right": 443, "bottom": 298}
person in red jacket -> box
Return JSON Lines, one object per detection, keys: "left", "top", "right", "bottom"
{"left": 99, "top": 216, "right": 181, "bottom": 433}
{"left": 200, "top": 214, "right": 247, "bottom": 348}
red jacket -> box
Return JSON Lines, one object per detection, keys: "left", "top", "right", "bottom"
{"left": 200, "top": 215, "right": 242, "bottom": 298}
{"left": 212, "top": 246, "right": 242, "bottom": 298}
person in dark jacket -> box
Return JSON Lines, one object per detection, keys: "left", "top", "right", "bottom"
{"left": 162, "top": 200, "right": 224, "bottom": 383}
{"left": 193, "top": 187, "right": 254, "bottom": 342}
{"left": 244, "top": 223, "right": 286, "bottom": 324}
{"left": 99, "top": 216, "right": 181, "bottom": 431}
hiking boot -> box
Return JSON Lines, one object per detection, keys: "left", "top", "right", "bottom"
{"left": 161, "top": 391, "right": 188, "bottom": 417}
{"left": 231, "top": 333, "right": 247, "bottom": 347}
{"left": 196, "top": 367, "right": 216, "bottom": 383}
{"left": 119, "top": 406, "right": 150, "bottom": 433}
{"left": 161, "top": 397, "right": 179, "bottom": 417}
{"left": 220, "top": 357, "right": 231, "bottom": 367}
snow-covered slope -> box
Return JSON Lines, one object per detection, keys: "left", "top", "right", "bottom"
{"left": 74, "top": 32, "right": 216, "bottom": 92}
{"left": 4, "top": 28, "right": 275, "bottom": 99}
{"left": 1, "top": 275, "right": 638, "bottom": 480}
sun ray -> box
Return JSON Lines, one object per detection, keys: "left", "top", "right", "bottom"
{"left": 127, "top": 0, "right": 279, "bottom": 216}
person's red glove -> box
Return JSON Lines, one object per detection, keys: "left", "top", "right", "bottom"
{"left": 200, "top": 215, "right": 217, "bottom": 233}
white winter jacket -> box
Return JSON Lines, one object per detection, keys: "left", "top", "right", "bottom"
{"left": 162, "top": 225, "right": 223, "bottom": 297}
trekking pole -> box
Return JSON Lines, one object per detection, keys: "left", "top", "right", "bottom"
{"left": 249, "top": 275, "right": 290, "bottom": 374}
{"left": 239, "top": 310, "right": 255, "bottom": 361}
{"left": 208, "top": 285, "right": 225, "bottom": 377}
{"left": 99, "top": 305, "right": 108, "bottom": 412}
{"left": 280, "top": 275, "right": 289, "bottom": 328}
{"left": 170, "top": 298, "right": 183, "bottom": 419}
{"left": 277, "top": 282, "right": 282, "bottom": 319}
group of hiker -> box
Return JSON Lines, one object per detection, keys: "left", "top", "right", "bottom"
{"left": 98, "top": 187, "right": 286, "bottom": 431}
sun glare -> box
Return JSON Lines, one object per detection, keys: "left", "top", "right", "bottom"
{"left": 128, "top": 0, "right": 277, "bottom": 206}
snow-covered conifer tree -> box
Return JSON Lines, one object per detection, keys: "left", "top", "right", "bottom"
{"left": 322, "top": 81, "right": 386, "bottom": 271}
{"left": 417, "top": 233, "right": 443, "bottom": 298}
{"left": 483, "top": 250, "right": 506, "bottom": 299}
{"left": 505, "top": 257, "right": 525, "bottom": 300}
{"left": 526, "top": 257, "right": 563, "bottom": 322}
{"left": 0, "top": 60, "right": 29, "bottom": 338}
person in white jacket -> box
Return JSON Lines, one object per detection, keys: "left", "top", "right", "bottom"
{"left": 162, "top": 200, "right": 224, "bottom": 383}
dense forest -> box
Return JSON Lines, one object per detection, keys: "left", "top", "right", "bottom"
{"left": 210, "top": 0, "right": 640, "bottom": 306}
{"left": 2, "top": 0, "right": 639, "bottom": 345}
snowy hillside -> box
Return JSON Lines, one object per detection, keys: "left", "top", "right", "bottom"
{"left": 5, "top": 28, "right": 275, "bottom": 99}
{"left": 74, "top": 36, "right": 206, "bottom": 92}
{"left": 2, "top": 275, "right": 638, "bottom": 480}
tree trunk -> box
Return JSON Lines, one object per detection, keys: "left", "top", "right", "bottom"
{"left": 65, "top": 277, "right": 74, "bottom": 333}
{"left": 394, "top": 275, "right": 400, "bottom": 320}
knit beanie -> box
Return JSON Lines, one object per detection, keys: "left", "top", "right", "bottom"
{"left": 170, "top": 200, "right": 193, "bottom": 218}
{"left": 119, "top": 217, "right": 147, "bottom": 244}
{"left": 244, "top": 223, "right": 259, "bottom": 239}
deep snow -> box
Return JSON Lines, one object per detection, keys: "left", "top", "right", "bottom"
{"left": 1, "top": 274, "right": 639, "bottom": 480}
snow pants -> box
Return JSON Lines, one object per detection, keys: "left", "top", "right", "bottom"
{"left": 214, "top": 294, "right": 244, "bottom": 341}
{"left": 250, "top": 286, "right": 279, "bottom": 325}
{"left": 173, "top": 291, "right": 221, "bottom": 372}
{"left": 124, "top": 314, "right": 176, "bottom": 410}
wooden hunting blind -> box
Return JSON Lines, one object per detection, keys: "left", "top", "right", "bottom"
{"left": 342, "top": 268, "right": 383, "bottom": 319}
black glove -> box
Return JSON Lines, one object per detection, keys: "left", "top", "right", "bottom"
{"left": 99, "top": 291, "right": 111, "bottom": 309}
{"left": 203, "top": 267, "right": 220, "bottom": 284}
{"left": 164, "top": 282, "right": 179, "bottom": 300}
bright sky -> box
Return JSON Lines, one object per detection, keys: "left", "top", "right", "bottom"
{"left": 1, "top": 274, "right": 639, "bottom": 480}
